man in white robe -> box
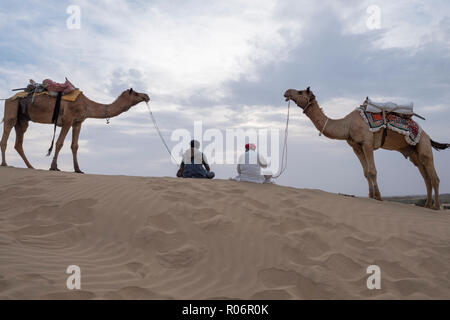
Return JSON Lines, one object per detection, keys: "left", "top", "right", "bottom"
{"left": 233, "top": 144, "right": 272, "bottom": 183}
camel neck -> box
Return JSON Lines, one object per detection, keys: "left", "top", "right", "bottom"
{"left": 305, "top": 101, "right": 350, "bottom": 140}
{"left": 85, "top": 94, "right": 131, "bottom": 119}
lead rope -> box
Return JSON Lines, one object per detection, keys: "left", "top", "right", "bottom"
{"left": 272, "top": 100, "right": 290, "bottom": 179}
{"left": 145, "top": 102, "right": 178, "bottom": 165}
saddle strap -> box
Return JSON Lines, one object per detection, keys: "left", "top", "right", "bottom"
{"left": 381, "top": 127, "right": 388, "bottom": 148}
{"left": 47, "top": 92, "right": 63, "bottom": 156}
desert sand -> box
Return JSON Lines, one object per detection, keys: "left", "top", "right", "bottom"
{"left": 0, "top": 166, "right": 449, "bottom": 300}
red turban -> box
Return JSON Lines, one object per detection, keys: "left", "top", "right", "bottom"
{"left": 245, "top": 143, "right": 256, "bottom": 151}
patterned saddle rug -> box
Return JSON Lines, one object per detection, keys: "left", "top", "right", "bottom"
{"left": 359, "top": 107, "right": 422, "bottom": 145}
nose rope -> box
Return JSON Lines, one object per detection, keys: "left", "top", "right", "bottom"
{"left": 145, "top": 102, "right": 178, "bottom": 165}
{"left": 272, "top": 99, "right": 290, "bottom": 179}
{"left": 319, "top": 118, "right": 329, "bottom": 136}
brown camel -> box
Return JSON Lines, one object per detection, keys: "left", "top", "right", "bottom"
{"left": 284, "top": 87, "right": 449, "bottom": 210}
{"left": 1, "top": 88, "right": 149, "bottom": 173}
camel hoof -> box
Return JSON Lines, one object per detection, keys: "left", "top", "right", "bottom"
{"left": 0, "top": 163, "right": 7, "bottom": 167}
{"left": 49, "top": 167, "right": 60, "bottom": 172}
{"left": 75, "top": 170, "right": 84, "bottom": 174}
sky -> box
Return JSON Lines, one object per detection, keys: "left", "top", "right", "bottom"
{"left": 0, "top": 0, "right": 449, "bottom": 196}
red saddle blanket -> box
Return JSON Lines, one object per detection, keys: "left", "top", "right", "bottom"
{"left": 43, "top": 79, "right": 75, "bottom": 94}
{"left": 359, "top": 107, "right": 422, "bottom": 146}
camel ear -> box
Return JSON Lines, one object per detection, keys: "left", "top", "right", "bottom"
{"left": 306, "top": 87, "right": 310, "bottom": 94}
{"left": 129, "top": 88, "right": 133, "bottom": 94}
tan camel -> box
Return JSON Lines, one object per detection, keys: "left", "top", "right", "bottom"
{"left": 284, "top": 87, "right": 449, "bottom": 210}
{"left": 1, "top": 88, "right": 149, "bottom": 173}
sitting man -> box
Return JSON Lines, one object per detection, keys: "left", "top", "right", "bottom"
{"left": 177, "top": 140, "right": 215, "bottom": 179}
{"left": 233, "top": 143, "right": 272, "bottom": 183}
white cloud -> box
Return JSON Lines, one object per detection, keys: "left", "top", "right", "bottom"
{"left": 0, "top": 0, "right": 303, "bottom": 102}
{"left": 333, "top": 0, "right": 450, "bottom": 50}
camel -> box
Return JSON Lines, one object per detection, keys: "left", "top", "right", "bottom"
{"left": 284, "top": 87, "right": 449, "bottom": 210}
{"left": 1, "top": 88, "right": 149, "bottom": 173}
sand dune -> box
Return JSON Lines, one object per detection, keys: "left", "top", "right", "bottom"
{"left": 0, "top": 166, "right": 449, "bottom": 299}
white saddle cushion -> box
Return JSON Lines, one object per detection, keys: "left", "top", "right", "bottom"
{"left": 366, "top": 98, "right": 414, "bottom": 114}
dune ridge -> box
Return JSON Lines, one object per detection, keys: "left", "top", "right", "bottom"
{"left": 0, "top": 166, "right": 449, "bottom": 299}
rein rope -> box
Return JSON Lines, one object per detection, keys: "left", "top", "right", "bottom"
{"left": 272, "top": 100, "right": 290, "bottom": 179}
{"left": 145, "top": 102, "right": 178, "bottom": 165}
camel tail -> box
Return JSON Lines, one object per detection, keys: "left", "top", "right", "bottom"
{"left": 430, "top": 139, "right": 450, "bottom": 151}
{"left": 46, "top": 132, "right": 56, "bottom": 156}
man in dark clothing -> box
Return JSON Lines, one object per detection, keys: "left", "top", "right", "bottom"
{"left": 177, "top": 140, "right": 215, "bottom": 179}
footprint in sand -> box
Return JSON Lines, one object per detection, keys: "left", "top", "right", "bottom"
{"left": 282, "top": 245, "right": 316, "bottom": 266}
{"left": 156, "top": 244, "right": 206, "bottom": 269}
{"left": 248, "top": 210, "right": 277, "bottom": 223}
{"left": 146, "top": 213, "right": 179, "bottom": 232}
{"left": 271, "top": 218, "right": 307, "bottom": 234}
{"left": 189, "top": 208, "right": 221, "bottom": 222}
{"left": 322, "top": 253, "right": 362, "bottom": 280}
{"left": 133, "top": 226, "right": 188, "bottom": 252}
{"left": 287, "top": 229, "right": 331, "bottom": 258}
{"left": 194, "top": 215, "right": 233, "bottom": 234}
{"left": 257, "top": 268, "right": 333, "bottom": 299}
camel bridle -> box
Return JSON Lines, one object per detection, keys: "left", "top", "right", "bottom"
{"left": 293, "top": 93, "right": 327, "bottom": 136}
{"left": 300, "top": 95, "right": 316, "bottom": 114}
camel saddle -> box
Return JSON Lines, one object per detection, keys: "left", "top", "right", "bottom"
{"left": 42, "top": 78, "right": 76, "bottom": 95}
{"left": 360, "top": 97, "right": 424, "bottom": 148}
{"left": 13, "top": 78, "right": 80, "bottom": 118}
{"left": 361, "top": 97, "right": 425, "bottom": 120}
{"left": 361, "top": 97, "right": 413, "bottom": 117}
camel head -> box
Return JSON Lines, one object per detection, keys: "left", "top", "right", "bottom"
{"left": 284, "top": 87, "right": 316, "bottom": 112}
{"left": 120, "top": 88, "right": 150, "bottom": 107}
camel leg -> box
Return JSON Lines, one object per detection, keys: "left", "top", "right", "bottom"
{"left": 14, "top": 120, "right": 34, "bottom": 169}
{"left": 362, "top": 143, "right": 382, "bottom": 201}
{"left": 49, "top": 123, "right": 71, "bottom": 171}
{"left": 1, "top": 121, "right": 15, "bottom": 166}
{"left": 426, "top": 162, "right": 441, "bottom": 210}
{"left": 409, "top": 151, "right": 432, "bottom": 208}
{"left": 1, "top": 100, "right": 18, "bottom": 166}
{"left": 71, "top": 122, "right": 83, "bottom": 173}
{"left": 420, "top": 156, "right": 440, "bottom": 210}
{"left": 350, "top": 143, "right": 373, "bottom": 198}
{"left": 417, "top": 135, "right": 441, "bottom": 210}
